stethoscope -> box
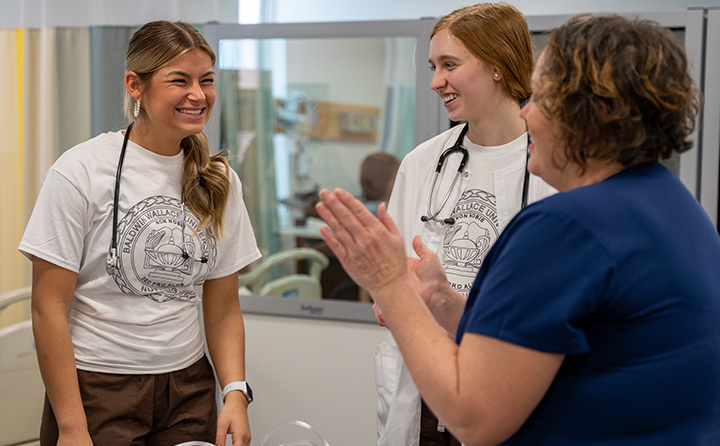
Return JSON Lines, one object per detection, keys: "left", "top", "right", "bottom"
{"left": 106, "top": 122, "right": 208, "bottom": 274}
{"left": 421, "top": 123, "right": 530, "bottom": 225}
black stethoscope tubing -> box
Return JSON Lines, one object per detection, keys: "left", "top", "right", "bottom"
{"left": 106, "top": 123, "right": 133, "bottom": 272}
{"left": 421, "top": 123, "right": 530, "bottom": 225}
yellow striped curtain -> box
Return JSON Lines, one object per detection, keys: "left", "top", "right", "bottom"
{"left": 0, "top": 27, "right": 90, "bottom": 328}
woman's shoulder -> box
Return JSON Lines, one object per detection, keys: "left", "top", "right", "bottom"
{"left": 52, "top": 131, "right": 124, "bottom": 172}
{"left": 403, "top": 125, "right": 465, "bottom": 164}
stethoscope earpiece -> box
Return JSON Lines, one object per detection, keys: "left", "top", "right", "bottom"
{"left": 182, "top": 252, "right": 208, "bottom": 263}
{"left": 421, "top": 215, "right": 455, "bottom": 225}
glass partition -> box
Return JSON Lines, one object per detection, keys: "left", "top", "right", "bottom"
{"left": 219, "top": 35, "right": 416, "bottom": 296}
{"left": 205, "top": 20, "right": 438, "bottom": 322}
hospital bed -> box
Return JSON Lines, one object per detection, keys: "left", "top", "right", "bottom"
{"left": 238, "top": 248, "right": 329, "bottom": 299}
{"left": 0, "top": 286, "right": 43, "bottom": 446}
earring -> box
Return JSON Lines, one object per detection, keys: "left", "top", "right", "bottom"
{"left": 494, "top": 73, "right": 500, "bottom": 79}
{"left": 133, "top": 99, "right": 141, "bottom": 118}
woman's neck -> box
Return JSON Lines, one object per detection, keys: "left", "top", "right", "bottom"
{"left": 465, "top": 99, "right": 526, "bottom": 147}
{"left": 126, "top": 120, "right": 183, "bottom": 157}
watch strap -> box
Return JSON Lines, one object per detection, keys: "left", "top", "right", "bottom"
{"left": 221, "top": 381, "right": 253, "bottom": 404}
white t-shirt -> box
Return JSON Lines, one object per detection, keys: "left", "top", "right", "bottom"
{"left": 19, "top": 131, "right": 261, "bottom": 374}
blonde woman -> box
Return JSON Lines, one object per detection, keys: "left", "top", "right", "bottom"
{"left": 20, "top": 21, "right": 259, "bottom": 446}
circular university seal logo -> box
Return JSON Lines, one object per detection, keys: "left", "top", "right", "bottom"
{"left": 108, "top": 196, "right": 217, "bottom": 303}
{"left": 442, "top": 189, "right": 499, "bottom": 279}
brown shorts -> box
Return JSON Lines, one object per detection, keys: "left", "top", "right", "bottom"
{"left": 40, "top": 355, "right": 218, "bottom": 446}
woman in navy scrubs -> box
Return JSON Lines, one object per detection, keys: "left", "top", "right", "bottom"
{"left": 316, "top": 13, "right": 720, "bottom": 446}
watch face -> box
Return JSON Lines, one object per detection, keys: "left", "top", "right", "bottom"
{"left": 246, "top": 383, "right": 254, "bottom": 402}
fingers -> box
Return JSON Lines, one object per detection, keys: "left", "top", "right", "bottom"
{"left": 319, "top": 224, "right": 348, "bottom": 259}
{"left": 334, "top": 188, "right": 383, "bottom": 228}
{"left": 317, "top": 188, "right": 384, "bottom": 252}
{"left": 377, "top": 202, "right": 401, "bottom": 237}
{"left": 315, "top": 193, "right": 355, "bottom": 244}
{"left": 323, "top": 188, "right": 390, "bottom": 240}
{"left": 215, "top": 424, "right": 228, "bottom": 446}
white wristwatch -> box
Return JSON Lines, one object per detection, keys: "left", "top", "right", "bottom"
{"left": 221, "top": 381, "right": 253, "bottom": 404}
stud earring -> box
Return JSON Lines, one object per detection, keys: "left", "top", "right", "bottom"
{"left": 133, "top": 99, "right": 141, "bottom": 118}
{"left": 494, "top": 73, "right": 499, "bottom": 79}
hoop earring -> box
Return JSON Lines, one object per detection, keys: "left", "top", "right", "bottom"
{"left": 133, "top": 100, "right": 141, "bottom": 118}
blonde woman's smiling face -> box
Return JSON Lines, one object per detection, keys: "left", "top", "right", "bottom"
{"left": 136, "top": 48, "right": 216, "bottom": 150}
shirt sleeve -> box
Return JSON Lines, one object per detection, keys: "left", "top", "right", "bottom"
{"left": 207, "top": 170, "right": 261, "bottom": 279}
{"left": 387, "top": 158, "right": 420, "bottom": 258}
{"left": 459, "top": 204, "right": 615, "bottom": 355}
{"left": 18, "top": 168, "right": 90, "bottom": 273}
{"left": 387, "top": 162, "right": 407, "bottom": 229}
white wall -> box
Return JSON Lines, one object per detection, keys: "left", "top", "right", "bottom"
{"left": 6, "top": 0, "right": 720, "bottom": 28}
{"left": 0, "top": 0, "right": 238, "bottom": 28}
{"left": 244, "top": 314, "right": 388, "bottom": 445}
{"left": 272, "top": 0, "right": 720, "bottom": 22}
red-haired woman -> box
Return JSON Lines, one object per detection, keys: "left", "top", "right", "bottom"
{"left": 374, "top": 4, "right": 555, "bottom": 445}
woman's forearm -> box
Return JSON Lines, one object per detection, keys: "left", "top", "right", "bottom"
{"left": 204, "top": 305, "right": 246, "bottom": 387}
{"left": 429, "top": 287, "right": 468, "bottom": 339}
{"left": 33, "top": 309, "right": 89, "bottom": 435}
{"left": 203, "top": 274, "right": 252, "bottom": 445}
{"left": 31, "top": 258, "right": 88, "bottom": 438}
{"left": 202, "top": 274, "right": 246, "bottom": 389}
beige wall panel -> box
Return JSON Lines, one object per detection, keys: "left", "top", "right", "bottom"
{"left": 0, "top": 29, "right": 27, "bottom": 326}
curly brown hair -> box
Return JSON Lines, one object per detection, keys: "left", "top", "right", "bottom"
{"left": 431, "top": 2, "right": 534, "bottom": 105}
{"left": 534, "top": 14, "right": 700, "bottom": 169}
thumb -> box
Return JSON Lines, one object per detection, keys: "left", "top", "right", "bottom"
{"left": 412, "top": 235, "right": 432, "bottom": 259}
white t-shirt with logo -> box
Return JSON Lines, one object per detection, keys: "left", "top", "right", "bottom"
{"left": 19, "top": 130, "right": 261, "bottom": 374}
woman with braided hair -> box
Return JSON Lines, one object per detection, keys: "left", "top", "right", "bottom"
{"left": 20, "top": 21, "right": 260, "bottom": 446}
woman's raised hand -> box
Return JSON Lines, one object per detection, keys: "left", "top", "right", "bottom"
{"left": 316, "top": 189, "right": 408, "bottom": 301}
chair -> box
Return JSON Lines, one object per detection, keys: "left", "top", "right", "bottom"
{"left": 238, "top": 248, "right": 330, "bottom": 299}
{"left": 0, "top": 286, "right": 43, "bottom": 446}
